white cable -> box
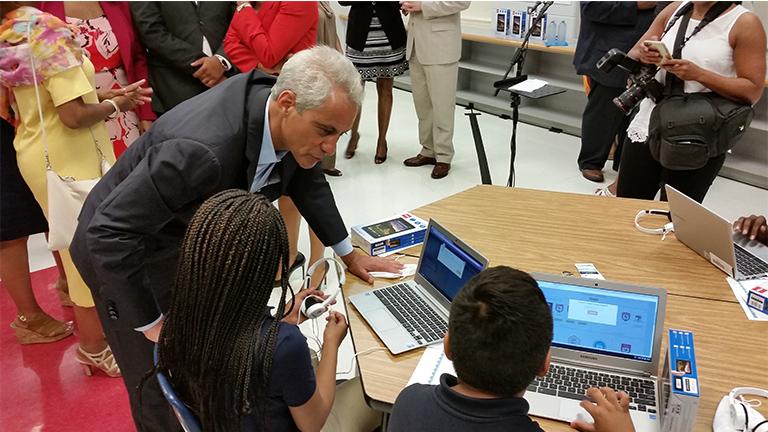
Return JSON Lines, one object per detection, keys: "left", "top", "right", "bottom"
{"left": 336, "top": 347, "right": 388, "bottom": 376}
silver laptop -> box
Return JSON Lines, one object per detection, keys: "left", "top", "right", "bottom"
{"left": 665, "top": 185, "right": 768, "bottom": 280}
{"left": 527, "top": 273, "right": 667, "bottom": 432}
{"left": 349, "top": 219, "right": 488, "bottom": 355}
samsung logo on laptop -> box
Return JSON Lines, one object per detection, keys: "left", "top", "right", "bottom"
{"left": 580, "top": 354, "right": 599, "bottom": 361}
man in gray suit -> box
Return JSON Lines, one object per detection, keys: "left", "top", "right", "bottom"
{"left": 401, "top": 1, "right": 470, "bottom": 179}
{"left": 130, "top": 2, "right": 238, "bottom": 115}
{"left": 71, "top": 47, "right": 402, "bottom": 431}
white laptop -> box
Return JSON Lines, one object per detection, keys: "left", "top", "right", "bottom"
{"left": 527, "top": 273, "right": 667, "bottom": 432}
{"left": 665, "top": 184, "right": 768, "bottom": 280}
{"left": 349, "top": 219, "right": 488, "bottom": 355}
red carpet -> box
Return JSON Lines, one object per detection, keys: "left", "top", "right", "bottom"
{"left": 0, "top": 267, "right": 135, "bottom": 432}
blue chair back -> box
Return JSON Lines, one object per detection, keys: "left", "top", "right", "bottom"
{"left": 153, "top": 346, "right": 202, "bottom": 432}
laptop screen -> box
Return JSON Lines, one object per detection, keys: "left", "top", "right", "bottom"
{"left": 537, "top": 280, "right": 660, "bottom": 362}
{"left": 419, "top": 225, "right": 485, "bottom": 301}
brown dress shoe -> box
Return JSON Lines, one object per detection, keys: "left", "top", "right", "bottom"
{"left": 403, "top": 155, "right": 437, "bottom": 167}
{"left": 431, "top": 163, "right": 451, "bottom": 179}
{"left": 581, "top": 169, "right": 604, "bottom": 183}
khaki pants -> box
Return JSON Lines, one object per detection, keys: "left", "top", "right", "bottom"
{"left": 310, "top": 349, "right": 381, "bottom": 432}
{"left": 409, "top": 50, "right": 459, "bottom": 164}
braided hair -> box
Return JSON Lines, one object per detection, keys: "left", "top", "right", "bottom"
{"left": 157, "top": 189, "right": 292, "bottom": 431}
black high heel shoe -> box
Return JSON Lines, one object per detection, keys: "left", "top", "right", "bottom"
{"left": 274, "top": 251, "right": 306, "bottom": 287}
{"left": 374, "top": 140, "right": 388, "bottom": 164}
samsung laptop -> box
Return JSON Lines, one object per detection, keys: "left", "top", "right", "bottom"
{"left": 526, "top": 273, "right": 667, "bottom": 432}
{"left": 665, "top": 184, "right": 768, "bottom": 280}
{"left": 349, "top": 219, "right": 488, "bottom": 355}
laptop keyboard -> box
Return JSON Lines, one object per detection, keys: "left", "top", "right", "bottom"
{"left": 735, "top": 244, "right": 768, "bottom": 277}
{"left": 528, "top": 364, "right": 658, "bottom": 413}
{"left": 373, "top": 283, "right": 448, "bottom": 344}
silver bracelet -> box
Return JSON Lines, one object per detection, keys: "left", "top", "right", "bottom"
{"left": 104, "top": 98, "right": 121, "bottom": 120}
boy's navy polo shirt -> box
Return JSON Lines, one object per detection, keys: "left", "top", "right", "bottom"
{"left": 389, "top": 374, "right": 545, "bottom": 432}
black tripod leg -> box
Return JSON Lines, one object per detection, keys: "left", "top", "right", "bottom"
{"left": 465, "top": 105, "right": 492, "bottom": 185}
{"left": 508, "top": 96, "right": 520, "bottom": 187}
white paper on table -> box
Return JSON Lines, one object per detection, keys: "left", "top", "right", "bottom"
{"left": 726, "top": 276, "right": 768, "bottom": 321}
{"left": 509, "top": 78, "right": 548, "bottom": 93}
{"left": 369, "top": 263, "right": 417, "bottom": 279}
{"left": 407, "top": 344, "right": 455, "bottom": 386}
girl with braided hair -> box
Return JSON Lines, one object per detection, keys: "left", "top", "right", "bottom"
{"left": 157, "top": 189, "right": 351, "bottom": 431}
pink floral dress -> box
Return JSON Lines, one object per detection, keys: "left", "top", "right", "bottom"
{"left": 67, "top": 15, "right": 139, "bottom": 158}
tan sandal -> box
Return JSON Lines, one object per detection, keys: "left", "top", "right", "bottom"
{"left": 10, "top": 312, "right": 74, "bottom": 345}
{"left": 76, "top": 345, "right": 121, "bottom": 378}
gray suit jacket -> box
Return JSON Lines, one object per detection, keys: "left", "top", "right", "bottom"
{"left": 405, "top": 1, "right": 470, "bottom": 65}
{"left": 71, "top": 72, "right": 348, "bottom": 330}
{"left": 130, "top": 1, "right": 237, "bottom": 114}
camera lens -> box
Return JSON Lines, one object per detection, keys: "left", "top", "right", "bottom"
{"left": 613, "top": 85, "right": 646, "bottom": 114}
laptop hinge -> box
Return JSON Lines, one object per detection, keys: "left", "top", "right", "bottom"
{"left": 555, "top": 358, "right": 653, "bottom": 378}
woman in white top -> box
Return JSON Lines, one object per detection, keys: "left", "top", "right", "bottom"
{"left": 615, "top": 1, "right": 765, "bottom": 203}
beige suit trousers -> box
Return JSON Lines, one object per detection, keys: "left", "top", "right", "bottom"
{"left": 409, "top": 50, "right": 459, "bottom": 164}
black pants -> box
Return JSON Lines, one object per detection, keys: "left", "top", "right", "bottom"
{"left": 93, "top": 293, "right": 182, "bottom": 432}
{"left": 578, "top": 77, "right": 629, "bottom": 171}
{"left": 616, "top": 138, "right": 726, "bottom": 203}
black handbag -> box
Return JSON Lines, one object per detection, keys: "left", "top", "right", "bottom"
{"left": 647, "top": 2, "right": 753, "bottom": 171}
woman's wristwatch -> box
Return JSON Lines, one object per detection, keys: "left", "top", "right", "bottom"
{"left": 236, "top": 2, "right": 252, "bottom": 13}
{"left": 104, "top": 99, "right": 121, "bottom": 120}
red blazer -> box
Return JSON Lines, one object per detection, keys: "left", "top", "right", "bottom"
{"left": 224, "top": 1, "right": 318, "bottom": 73}
{"left": 38, "top": 1, "right": 156, "bottom": 121}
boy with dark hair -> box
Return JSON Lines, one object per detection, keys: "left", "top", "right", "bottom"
{"left": 389, "top": 266, "right": 636, "bottom": 432}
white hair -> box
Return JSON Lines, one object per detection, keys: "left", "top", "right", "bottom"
{"left": 270, "top": 45, "right": 363, "bottom": 113}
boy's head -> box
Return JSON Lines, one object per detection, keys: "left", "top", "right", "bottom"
{"left": 446, "top": 266, "right": 553, "bottom": 397}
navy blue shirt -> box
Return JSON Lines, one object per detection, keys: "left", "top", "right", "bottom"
{"left": 242, "top": 318, "right": 316, "bottom": 431}
{"left": 389, "top": 374, "right": 545, "bottom": 432}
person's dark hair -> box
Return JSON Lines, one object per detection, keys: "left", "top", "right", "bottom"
{"left": 157, "top": 190, "right": 292, "bottom": 431}
{"left": 448, "top": 266, "right": 553, "bottom": 396}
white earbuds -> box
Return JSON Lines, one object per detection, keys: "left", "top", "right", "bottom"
{"left": 299, "top": 257, "right": 346, "bottom": 320}
{"left": 713, "top": 387, "right": 768, "bottom": 432}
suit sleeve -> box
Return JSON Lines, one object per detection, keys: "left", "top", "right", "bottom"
{"left": 421, "top": 1, "right": 470, "bottom": 19}
{"left": 580, "top": 2, "right": 638, "bottom": 26}
{"left": 225, "top": 3, "right": 318, "bottom": 70}
{"left": 129, "top": 2, "right": 206, "bottom": 74}
{"left": 286, "top": 166, "right": 348, "bottom": 247}
{"left": 122, "top": 3, "right": 156, "bottom": 121}
{"left": 84, "top": 139, "right": 221, "bottom": 329}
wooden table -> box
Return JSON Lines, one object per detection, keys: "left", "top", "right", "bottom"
{"left": 341, "top": 186, "right": 768, "bottom": 431}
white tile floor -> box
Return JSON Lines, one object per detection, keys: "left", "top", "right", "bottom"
{"left": 26, "top": 83, "right": 768, "bottom": 378}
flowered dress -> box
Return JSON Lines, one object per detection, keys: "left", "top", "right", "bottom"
{"left": 67, "top": 15, "right": 139, "bottom": 158}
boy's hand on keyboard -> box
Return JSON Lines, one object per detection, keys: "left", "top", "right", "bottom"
{"left": 571, "top": 387, "right": 635, "bottom": 432}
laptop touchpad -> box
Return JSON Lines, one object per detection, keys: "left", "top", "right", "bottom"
{"left": 367, "top": 309, "right": 399, "bottom": 331}
{"left": 559, "top": 399, "right": 593, "bottom": 424}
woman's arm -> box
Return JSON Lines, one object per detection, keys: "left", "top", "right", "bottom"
{"left": 628, "top": 2, "right": 678, "bottom": 63}
{"left": 288, "top": 311, "right": 348, "bottom": 432}
{"left": 228, "top": 2, "right": 317, "bottom": 70}
{"left": 661, "top": 12, "right": 766, "bottom": 105}
{"left": 57, "top": 80, "right": 152, "bottom": 129}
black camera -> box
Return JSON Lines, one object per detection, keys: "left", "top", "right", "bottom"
{"left": 597, "top": 48, "right": 664, "bottom": 114}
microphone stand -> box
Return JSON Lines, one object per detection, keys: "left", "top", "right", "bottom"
{"left": 494, "top": 1, "right": 554, "bottom": 187}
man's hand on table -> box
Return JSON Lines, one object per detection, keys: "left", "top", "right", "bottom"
{"left": 341, "top": 250, "right": 405, "bottom": 284}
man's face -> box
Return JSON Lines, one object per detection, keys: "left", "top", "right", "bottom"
{"left": 275, "top": 87, "right": 358, "bottom": 169}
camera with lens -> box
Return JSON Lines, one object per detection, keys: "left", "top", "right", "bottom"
{"left": 597, "top": 48, "right": 664, "bottom": 114}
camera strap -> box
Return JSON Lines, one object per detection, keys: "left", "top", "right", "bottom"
{"left": 665, "top": 1, "right": 735, "bottom": 95}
